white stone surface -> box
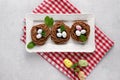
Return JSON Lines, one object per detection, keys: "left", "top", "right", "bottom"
{"left": 0, "top": 0, "right": 119, "bottom": 80}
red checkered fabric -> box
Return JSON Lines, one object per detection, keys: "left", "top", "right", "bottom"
{"left": 21, "top": 0, "right": 114, "bottom": 80}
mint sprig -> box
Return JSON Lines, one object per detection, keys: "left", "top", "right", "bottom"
{"left": 41, "top": 30, "right": 46, "bottom": 37}
{"left": 71, "top": 63, "right": 78, "bottom": 69}
{"left": 71, "top": 63, "right": 80, "bottom": 73}
{"left": 44, "top": 16, "right": 54, "bottom": 27}
{"left": 79, "top": 34, "right": 87, "bottom": 42}
{"left": 60, "top": 25, "right": 65, "bottom": 32}
{"left": 27, "top": 41, "right": 36, "bottom": 49}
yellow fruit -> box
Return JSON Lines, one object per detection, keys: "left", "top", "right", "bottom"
{"left": 63, "top": 59, "right": 73, "bottom": 68}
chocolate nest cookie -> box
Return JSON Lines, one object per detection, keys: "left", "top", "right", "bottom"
{"left": 51, "top": 21, "right": 70, "bottom": 44}
{"left": 71, "top": 21, "right": 90, "bottom": 42}
{"left": 31, "top": 24, "right": 51, "bottom": 45}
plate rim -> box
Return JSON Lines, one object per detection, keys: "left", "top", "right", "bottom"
{"left": 25, "top": 13, "right": 95, "bottom": 53}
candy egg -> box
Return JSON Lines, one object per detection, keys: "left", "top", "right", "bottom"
{"left": 76, "top": 25, "right": 82, "bottom": 31}
{"left": 63, "top": 58, "right": 73, "bottom": 68}
{"left": 75, "top": 30, "right": 81, "bottom": 36}
{"left": 36, "top": 34, "right": 42, "bottom": 39}
{"left": 62, "top": 31, "right": 67, "bottom": 38}
{"left": 57, "top": 33, "right": 62, "bottom": 38}
{"left": 78, "top": 60, "right": 88, "bottom": 67}
{"left": 57, "top": 28, "right": 61, "bottom": 33}
{"left": 37, "top": 29, "right": 42, "bottom": 34}
{"left": 78, "top": 71, "right": 85, "bottom": 80}
{"left": 81, "top": 30, "right": 86, "bottom": 34}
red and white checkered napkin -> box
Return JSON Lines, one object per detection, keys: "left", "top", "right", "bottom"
{"left": 21, "top": 0, "right": 114, "bottom": 80}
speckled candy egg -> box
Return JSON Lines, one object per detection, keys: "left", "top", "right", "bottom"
{"left": 63, "top": 58, "right": 73, "bottom": 68}
{"left": 36, "top": 34, "right": 42, "bottom": 39}
{"left": 57, "top": 28, "right": 61, "bottom": 33}
{"left": 62, "top": 31, "right": 67, "bottom": 38}
{"left": 37, "top": 29, "right": 42, "bottom": 34}
{"left": 76, "top": 25, "right": 82, "bottom": 31}
{"left": 57, "top": 33, "right": 62, "bottom": 38}
{"left": 75, "top": 30, "right": 81, "bottom": 36}
{"left": 81, "top": 29, "right": 86, "bottom": 34}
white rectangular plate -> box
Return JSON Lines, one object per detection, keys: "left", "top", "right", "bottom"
{"left": 25, "top": 14, "right": 95, "bottom": 53}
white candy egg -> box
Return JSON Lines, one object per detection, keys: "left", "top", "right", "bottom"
{"left": 57, "top": 28, "right": 61, "bottom": 33}
{"left": 76, "top": 25, "right": 82, "bottom": 31}
{"left": 75, "top": 30, "right": 81, "bottom": 36}
{"left": 81, "top": 30, "right": 86, "bottom": 34}
{"left": 36, "top": 34, "right": 42, "bottom": 39}
{"left": 57, "top": 33, "right": 62, "bottom": 38}
{"left": 37, "top": 29, "right": 42, "bottom": 34}
{"left": 62, "top": 31, "right": 67, "bottom": 38}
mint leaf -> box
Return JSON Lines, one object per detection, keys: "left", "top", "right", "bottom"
{"left": 41, "top": 31, "right": 46, "bottom": 37}
{"left": 49, "top": 18, "right": 54, "bottom": 27}
{"left": 44, "top": 16, "right": 49, "bottom": 25}
{"left": 44, "top": 16, "right": 54, "bottom": 27}
{"left": 60, "top": 25, "right": 65, "bottom": 32}
{"left": 79, "top": 34, "right": 87, "bottom": 42}
{"left": 27, "top": 41, "right": 36, "bottom": 49}
{"left": 71, "top": 63, "right": 78, "bottom": 68}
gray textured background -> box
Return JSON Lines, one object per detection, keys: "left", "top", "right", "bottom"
{"left": 0, "top": 0, "right": 120, "bottom": 80}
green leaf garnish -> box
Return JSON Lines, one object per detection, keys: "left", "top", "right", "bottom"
{"left": 41, "top": 31, "right": 46, "bottom": 37}
{"left": 60, "top": 25, "right": 65, "bottom": 32}
{"left": 27, "top": 41, "right": 36, "bottom": 49}
{"left": 71, "top": 63, "right": 78, "bottom": 69}
{"left": 44, "top": 16, "right": 54, "bottom": 27}
{"left": 79, "top": 34, "right": 87, "bottom": 42}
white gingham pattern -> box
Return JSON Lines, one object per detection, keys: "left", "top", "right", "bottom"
{"left": 21, "top": 0, "right": 114, "bottom": 80}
